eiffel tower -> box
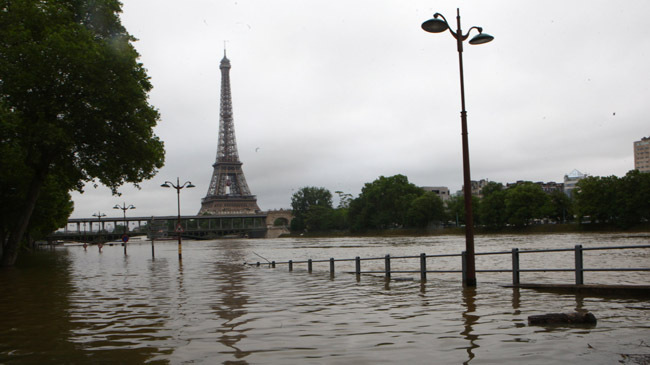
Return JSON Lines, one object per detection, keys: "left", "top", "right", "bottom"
{"left": 199, "top": 51, "right": 261, "bottom": 215}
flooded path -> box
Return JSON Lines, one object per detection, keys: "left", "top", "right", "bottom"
{"left": 1, "top": 233, "right": 648, "bottom": 363}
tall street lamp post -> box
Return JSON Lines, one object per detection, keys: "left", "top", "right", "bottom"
{"left": 421, "top": 8, "right": 493, "bottom": 287}
{"left": 113, "top": 202, "right": 135, "bottom": 255}
{"left": 92, "top": 212, "right": 106, "bottom": 233}
{"left": 161, "top": 177, "right": 195, "bottom": 260}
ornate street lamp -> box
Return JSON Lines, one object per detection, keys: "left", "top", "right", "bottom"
{"left": 92, "top": 212, "right": 106, "bottom": 233}
{"left": 161, "top": 177, "right": 195, "bottom": 260}
{"left": 421, "top": 8, "right": 493, "bottom": 287}
{"left": 113, "top": 202, "right": 135, "bottom": 255}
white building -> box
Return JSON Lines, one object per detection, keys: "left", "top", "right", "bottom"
{"left": 563, "top": 169, "right": 587, "bottom": 197}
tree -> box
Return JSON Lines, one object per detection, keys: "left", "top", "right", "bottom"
{"left": 548, "top": 189, "right": 572, "bottom": 223}
{"left": 445, "top": 194, "right": 480, "bottom": 227}
{"left": 348, "top": 175, "right": 423, "bottom": 230}
{"left": 504, "top": 182, "right": 551, "bottom": 227}
{"left": 290, "top": 187, "right": 333, "bottom": 232}
{"left": 478, "top": 182, "right": 507, "bottom": 229}
{"left": 574, "top": 175, "right": 619, "bottom": 224}
{"left": 0, "top": 0, "right": 165, "bottom": 266}
{"left": 406, "top": 192, "right": 445, "bottom": 228}
{"left": 575, "top": 170, "right": 650, "bottom": 227}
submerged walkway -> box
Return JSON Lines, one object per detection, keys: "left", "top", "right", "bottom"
{"left": 504, "top": 283, "right": 650, "bottom": 298}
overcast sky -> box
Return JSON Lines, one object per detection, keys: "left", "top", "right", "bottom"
{"left": 69, "top": 0, "right": 650, "bottom": 219}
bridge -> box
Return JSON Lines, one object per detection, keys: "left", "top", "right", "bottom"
{"left": 51, "top": 213, "right": 271, "bottom": 242}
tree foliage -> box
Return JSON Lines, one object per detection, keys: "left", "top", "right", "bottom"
{"left": 478, "top": 182, "right": 507, "bottom": 229}
{"left": 575, "top": 170, "right": 650, "bottom": 227}
{"left": 0, "top": 0, "right": 165, "bottom": 265}
{"left": 504, "top": 182, "right": 551, "bottom": 227}
{"left": 445, "top": 194, "right": 480, "bottom": 227}
{"left": 406, "top": 192, "right": 445, "bottom": 228}
{"left": 290, "top": 187, "right": 333, "bottom": 232}
{"left": 348, "top": 175, "right": 424, "bottom": 230}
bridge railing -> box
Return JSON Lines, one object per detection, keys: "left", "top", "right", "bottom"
{"left": 247, "top": 244, "right": 650, "bottom": 286}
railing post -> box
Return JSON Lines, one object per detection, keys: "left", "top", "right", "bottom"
{"left": 308, "top": 259, "right": 312, "bottom": 273}
{"left": 385, "top": 254, "right": 391, "bottom": 279}
{"left": 289, "top": 260, "right": 293, "bottom": 272}
{"left": 271, "top": 261, "right": 276, "bottom": 268}
{"left": 575, "top": 244, "right": 584, "bottom": 285}
{"left": 461, "top": 251, "right": 467, "bottom": 285}
{"left": 420, "top": 253, "right": 427, "bottom": 282}
{"left": 329, "top": 258, "right": 335, "bottom": 277}
{"left": 355, "top": 256, "right": 361, "bottom": 276}
{"left": 512, "top": 248, "right": 520, "bottom": 285}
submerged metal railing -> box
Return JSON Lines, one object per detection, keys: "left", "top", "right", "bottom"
{"left": 247, "top": 244, "right": 650, "bottom": 285}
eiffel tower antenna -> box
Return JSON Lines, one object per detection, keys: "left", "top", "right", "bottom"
{"left": 199, "top": 51, "right": 261, "bottom": 215}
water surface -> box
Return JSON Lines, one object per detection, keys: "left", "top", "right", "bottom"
{"left": 1, "top": 233, "right": 649, "bottom": 363}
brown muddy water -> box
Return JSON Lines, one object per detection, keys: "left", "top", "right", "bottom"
{"left": 1, "top": 233, "right": 649, "bottom": 364}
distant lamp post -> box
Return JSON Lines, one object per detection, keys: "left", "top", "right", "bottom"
{"left": 421, "top": 8, "right": 493, "bottom": 287}
{"left": 92, "top": 212, "right": 106, "bottom": 233}
{"left": 114, "top": 202, "right": 135, "bottom": 255}
{"left": 161, "top": 177, "right": 195, "bottom": 260}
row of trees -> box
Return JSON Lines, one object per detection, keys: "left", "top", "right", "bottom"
{"left": 1, "top": 0, "right": 165, "bottom": 266}
{"left": 290, "top": 175, "right": 445, "bottom": 232}
{"left": 290, "top": 170, "right": 650, "bottom": 233}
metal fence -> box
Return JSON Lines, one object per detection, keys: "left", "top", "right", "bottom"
{"left": 247, "top": 244, "right": 650, "bottom": 285}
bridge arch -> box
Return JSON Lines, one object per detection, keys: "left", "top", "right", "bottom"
{"left": 265, "top": 209, "right": 293, "bottom": 228}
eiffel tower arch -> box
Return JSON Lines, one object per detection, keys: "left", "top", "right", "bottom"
{"left": 199, "top": 51, "right": 261, "bottom": 215}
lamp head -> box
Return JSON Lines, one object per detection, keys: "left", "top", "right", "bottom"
{"left": 113, "top": 205, "right": 120, "bottom": 209}
{"left": 161, "top": 182, "right": 171, "bottom": 188}
{"left": 186, "top": 183, "right": 196, "bottom": 189}
{"left": 469, "top": 32, "right": 494, "bottom": 45}
{"left": 421, "top": 17, "right": 448, "bottom": 33}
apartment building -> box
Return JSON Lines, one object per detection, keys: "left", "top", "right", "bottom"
{"left": 634, "top": 136, "right": 650, "bottom": 173}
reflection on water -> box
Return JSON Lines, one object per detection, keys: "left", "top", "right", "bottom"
{"left": 461, "top": 288, "right": 479, "bottom": 365}
{"left": 0, "top": 233, "right": 648, "bottom": 364}
{"left": 212, "top": 243, "right": 251, "bottom": 361}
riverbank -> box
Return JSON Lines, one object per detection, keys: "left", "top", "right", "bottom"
{"left": 284, "top": 223, "right": 650, "bottom": 238}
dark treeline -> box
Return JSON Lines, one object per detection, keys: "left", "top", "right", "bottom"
{"left": 289, "top": 170, "right": 650, "bottom": 234}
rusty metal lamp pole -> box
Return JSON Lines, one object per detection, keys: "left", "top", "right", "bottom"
{"left": 113, "top": 202, "right": 135, "bottom": 255}
{"left": 161, "top": 177, "right": 195, "bottom": 260}
{"left": 421, "top": 8, "right": 493, "bottom": 287}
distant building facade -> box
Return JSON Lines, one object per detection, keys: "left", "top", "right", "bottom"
{"left": 422, "top": 186, "right": 451, "bottom": 201}
{"left": 634, "top": 136, "right": 650, "bottom": 173}
{"left": 455, "top": 179, "right": 490, "bottom": 198}
{"left": 563, "top": 169, "right": 587, "bottom": 197}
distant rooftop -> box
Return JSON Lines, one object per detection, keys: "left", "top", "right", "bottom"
{"left": 566, "top": 169, "right": 585, "bottom": 179}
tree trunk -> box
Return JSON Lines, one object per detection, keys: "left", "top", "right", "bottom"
{"left": 0, "top": 165, "right": 48, "bottom": 267}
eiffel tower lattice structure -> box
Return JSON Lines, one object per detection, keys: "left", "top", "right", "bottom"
{"left": 199, "top": 52, "right": 261, "bottom": 215}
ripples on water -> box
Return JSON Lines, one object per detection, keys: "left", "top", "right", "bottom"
{"left": 0, "top": 233, "right": 649, "bottom": 364}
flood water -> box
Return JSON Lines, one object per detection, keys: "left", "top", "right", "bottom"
{"left": 1, "top": 233, "right": 649, "bottom": 364}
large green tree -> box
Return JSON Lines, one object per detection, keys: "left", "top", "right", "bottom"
{"left": 478, "top": 182, "right": 507, "bottom": 229}
{"left": 406, "top": 191, "right": 445, "bottom": 228}
{"left": 575, "top": 170, "right": 650, "bottom": 227}
{"left": 348, "top": 175, "right": 423, "bottom": 230}
{"left": 504, "top": 182, "right": 551, "bottom": 227}
{"left": 290, "top": 186, "right": 333, "bottom": 232}
{"left": 574, "top": 175, "right": 619, "bottom": 224}
{"left": 0, "top": 0, "right": 165, "bottom": 266}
